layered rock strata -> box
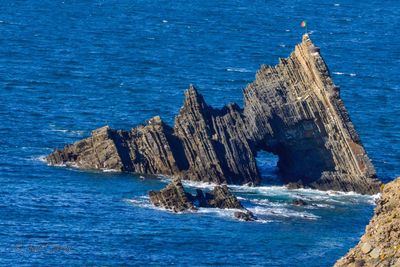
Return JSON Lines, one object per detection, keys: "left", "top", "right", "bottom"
{"left": 149, "top": 179, "right": 255, "bottom": 221}
{"left": 47, "top": 34, "right": 381, "bottom": 194}
{"left": 149, "top": 179, "right": 196, "bottom": 213}
{"left": 335, "top": 178, "right": 400, "bottom": 267}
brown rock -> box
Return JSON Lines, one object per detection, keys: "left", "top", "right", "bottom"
{"left": 149, "top": 181, "right": 256, "bottom": 221}
{"left": 369, "top": 248, "right": 381, "bottom": 259}
{"left": 242, "top": 34, "right": 380, "bottom": 195}
{"left": 205, "top": 185, "right": 244, "bottom": 209}
{"left": 361, "top": 243, "right": 372, "bottom": 254}
{"left": 335, "top": 178, "right": 400, "bottom": 266}
{"left": 148, "top": 178, "right": 195, "bottom": 213}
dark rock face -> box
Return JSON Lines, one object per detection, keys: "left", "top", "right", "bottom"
{"left": 234, "top": 211, "right": 256, "bottom": 222}
{"left": 242, "top": 34, "right": 380, "bottom": 194}
{"left": 47, "top": 34, "right": 381, "bottom": 194}
{"left": 47, "top": 89, "right": 260, "bottom": 186}
{"left": 335, "top": 178, "right": 400, "bottom": 267}
{"left": 148, "top": 179, "right": 255, "bottom": 221}
{"left": 148, "top": 179, "right": 195, "bottom": 213}
{"left": 204, "top": 185, "right": 244, "bottom": 209}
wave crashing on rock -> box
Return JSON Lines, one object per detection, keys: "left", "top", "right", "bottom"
{"left": 46, "top": 34, "right": 381, "bottom": 195}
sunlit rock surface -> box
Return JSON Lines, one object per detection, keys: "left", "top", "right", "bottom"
{"left": 47, "top": 34, "right": 381, "bottom": 194}
{"left": 335, "top": 178, "right": 400, "bottom": 266}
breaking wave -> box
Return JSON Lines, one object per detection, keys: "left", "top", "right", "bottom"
{"left": 226, "top": 67, "right": 252, "bottom": 73}
{"left": 48, "top": 128, "right": 85, "bottom": 136}
{"left": 333, "top": 71, "right": 357, "bottom": 77}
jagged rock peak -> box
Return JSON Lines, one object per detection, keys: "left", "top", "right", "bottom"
{"left": 335, "top": 178, "right": 400, "bottom": 267}
{"left": 46, "top": 34, "right": 381, "bottom": 194}
{"left": 243, "top": 34, "right": 380, "bottom": 194}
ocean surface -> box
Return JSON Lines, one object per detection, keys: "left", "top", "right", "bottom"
{"left": 1, "top": 0, "right": 399, "bottom": 266}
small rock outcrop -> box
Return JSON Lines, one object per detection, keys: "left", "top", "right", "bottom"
{"left": 149, "top": 180, "right": 255, "bottom": 221}
{"left": 335, "top": 178, "right": 400, "bottom": 267}
{"left": 233, "top": 211, "right": 256, "bottom": 222}
{"left": 47, "top": 34, "right": 381, "bottom": 195}
{"left": 205, "top": 185, "right": 244, "bottom": 209}
{"left": 148, "top": 179, "right": 195, "bottom": 213}
{"left": 292, "top": 199, "right": 308, "bottom": 206}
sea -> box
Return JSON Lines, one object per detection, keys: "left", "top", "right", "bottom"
{"left": 0, "top": 0, "right": 399, "bottom": 266}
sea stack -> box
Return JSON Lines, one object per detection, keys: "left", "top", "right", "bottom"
{"left": 148, "top": 179, "right": 256, "bottom": 221}
{"left": 46, "top": 34, "right": 381, "bottom": 195}
{"left": 335, "top": 178, "right": 400, "bottom": 267}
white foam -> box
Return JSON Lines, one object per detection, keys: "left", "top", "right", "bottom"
{"left": 197, "top": 207, "right": 272, "bottom": 223}
{"left": 229, "top": 184, "right": 378, "bottom": 205}
{"left": 333, "top": 72, "right": 357, "bottom": 77}
{"left": 102, "top": 169, "right": 119, "bottom": 173}
{"left": 49, "top": 129, "right": 85, "bottom": 136}
{"left": 125, "top": 196, "right": 164, "bottom": 211}
{"left": 30, "top": 155, "right": 47, "bottom": 163}
{"left": 249, "top": 206, "right": 320, "bottom": 220}
{"left": 226, "top": 67, "right": 252, "bottom": 73}
{"left": 159, "top": 177, "right": 217, "bottom": 190}
{"left": 158, "top": 177, "right": 377, "bottom": 206}
{"left": 125, "top": 196, "right": 271, "bottom": 223}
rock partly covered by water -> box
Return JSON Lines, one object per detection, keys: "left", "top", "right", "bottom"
{"left": 149, "top": 179, "right": 255, "bottom": 221}
{"left": 47, "top": 34, "right": 381, "bottom": 195}
{"left": 335, "top": 178, "right": 400, "bottom": 267}
{"left": 149, "top": 179, "right": 196, "bottom": 213}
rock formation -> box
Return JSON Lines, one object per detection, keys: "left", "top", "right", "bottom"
{"left": 335, "top": 178, "right": 400, "bottom": 267}
{"left": 242, "top": 34, "right": 380, "bottom": 195}
{"left": 148, "top": 179, "right": 196, "bottom": 213}
{"left": 47, "top": 34, "right": 381, "bottom": 195}
{"left": 149, "top": 179, "right": 255, "bottom": 221}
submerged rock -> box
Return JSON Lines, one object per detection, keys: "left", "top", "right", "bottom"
{"left": 47, "top": 34, "right": 381, "bottom": 195}
{"left": 148, "top": 180, "right": 255, "bottom": 221}
{"left": 335, "top": 178, "right": 400, "bottom": 267}
{"left": 234, "top": 211, "right": 256, "bottom": 222}
{"left": 292, "top": 199, "right": 308, "bottom": 206}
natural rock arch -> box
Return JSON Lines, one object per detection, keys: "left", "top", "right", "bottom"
{"left": 47, "top": 34, "right": 381, "bottom": 195}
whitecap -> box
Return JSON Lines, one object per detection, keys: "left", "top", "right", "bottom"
{"left": 102, "top": 169, "right": 119, "bottom": 173}
{"left": 125, "top": 196, "right": 269, "bottom": 223}
{"left": 333, "top": 71, "right": 356, "bottom": 77}
{"left": 226, "top": 67, "right": 252, "bottom": 73}
{"left": 160, "top": 177, "right": 217, "bottom": 190}
{"left": 29, "top": 155, "right": 47, "bottom": 163}
{"left": 229, "top": 184, "right": 377, "bottom": 205}
{"left": 124, "top": 196, "right": 164, "bottom": 211}
{"left": 197, "top": 207, "right": 271, "bottom": 223}
{"left": 249, "top": 206, "right": 320, "bottom": 220}
{"left": 49, "top": 129, "right": 85, "bottom": 136}
{"left": 162, "top": 20, "right": 168, "bottom": 23}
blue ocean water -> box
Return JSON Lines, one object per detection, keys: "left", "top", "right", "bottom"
{"left": 1, "top": 0, "right": 399, "bottom": 266}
